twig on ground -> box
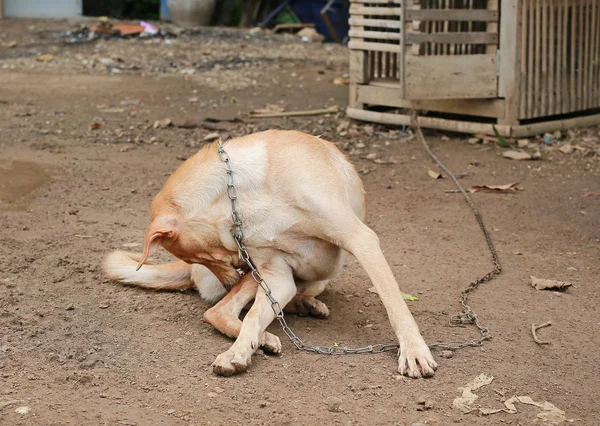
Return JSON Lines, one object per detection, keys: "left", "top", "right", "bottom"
{"left": 531, "top": 321, "right": 552, "bottom": 345}
{"left": 248, "top": 105, "right": 338, "bottom": 118}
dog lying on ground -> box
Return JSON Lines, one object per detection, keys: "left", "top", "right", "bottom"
{"left": 103, "top": 130, "right": 437, "bottom": 378}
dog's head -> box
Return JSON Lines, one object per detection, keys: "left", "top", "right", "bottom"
{"left": 136, "top": 209, "right": 240, "bottom": 287}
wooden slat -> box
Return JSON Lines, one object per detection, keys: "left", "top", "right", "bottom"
{"left": 569, "top": 1, "right": 578, "bottom": 111}
{"left": 561, "top": 0, "right": 568, "bottom": 113}
{"left": 357, "top": 85, "right": 505, "bottom": 117}
{"left": 527, "top": 0, "right": 534, "bottom": 118}
{"left": 499, "top": 0, "right": 521, "bottom": 124}
{"left": 346, "top": 107, "right": 512, "bottom": 136}
{"left": 349, "top": 40, "right": 401, "bottom": 52}
{"left": 583, "top": 0, "right": 590, "bottom": 110}
{"left": 404, "top": 9, "right": 499, "bottom": 22}
{"left": 541, "top": 0, "right": 548, "bottom": 117}
{"left": 349, "top": 6, "right": 402, "bottom": 16}
{"left": 589, "top": 0, "right": 597, "bottom": 109}
{"left": 592, "top": 3, "right": 600, "bottom": 106}
{"left": 349, "top": 29, "right": 400, "bottom": 40}
{"left": 405, "top": 55, "right": 497, "bottom": 99}
{"left": 520, "top": 0, "right": 528, "bottom": 118}
{"left": 549, "top": 0, "right": 556, "bottom": 115}
{"left": 349, "top": 18, "right": 401, "bottom": 29}
{"left": 578, "top": 0, "right": 584, "bottom": 110}
{"left": 534, "top": 0, "right": 541, "bottom": 117}
{"left": 405, "top": 32, "right": 498, "bottom": 44}
{"left": 555, "top": 0, "right": 562, "bottom": 115}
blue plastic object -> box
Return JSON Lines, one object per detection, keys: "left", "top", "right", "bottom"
{"left": 160, "top": 0, "right": 171, "bottom": 21}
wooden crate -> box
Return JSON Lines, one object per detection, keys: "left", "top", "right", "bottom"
{"left": 347, "top": 0, "right": 600, "bottom": 137}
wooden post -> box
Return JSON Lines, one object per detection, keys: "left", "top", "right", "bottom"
{"left": 498, "top": 0, "right": 521, "bottom": 128}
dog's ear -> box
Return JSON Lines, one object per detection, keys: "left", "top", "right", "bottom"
{"left": 136, "top": 215, "right": 181, "bottom": 271}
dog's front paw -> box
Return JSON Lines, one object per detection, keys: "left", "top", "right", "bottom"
{"left": 260, "top": 332, "right": 282, "bottom": 354}
{"left": 398, "top": 337, "right": 438, "bottom": 378}
{"left": 212, "top": 346, "right": 253, "bottom": 377}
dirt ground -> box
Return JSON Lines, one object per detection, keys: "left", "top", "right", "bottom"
{"left": 1, "top": 19, "right": 599, "bottom": 426}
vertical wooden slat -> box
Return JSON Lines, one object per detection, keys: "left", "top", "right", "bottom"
{"left": 578, "top": 0, "right": 584, "bottom": 111}
{"left": 592, "top": 2, "right": 600, "bottom": 107}
{"left": 534, "top": 0, "right": 542, "bottom": 117}
{"left": 555, "top": 0, "right": 562, "bottom": 115}
{"left": 520, "top": 0, "right": 529, "bottom": 118}
{"left": 499, "top": 0, "right": 522, "bottom": 125}
{"left": 583, "top": 0, "right": 592, "bottom": 109}
{"left": 528, "top": 0, "right": 535, "bottom": 118}
{"left": 541, "top": 0, "right": 548, "bottom": 116}
{"left": 400, "top": 0, "right": 406, "bottom": 95}
{"left": 487, "top": 0, "right": 498, "bottom": 57}
{"left": 589, "top": 0, "right": 597, "bottom": 108}
{"left": 548, "top": 0, "right": 555, "bottom": 115}
{"left": 570, "top": 0, "right": 576, "bottom": 113}
{"left": 562, "top": 0, "right": 569, "bottom": 113}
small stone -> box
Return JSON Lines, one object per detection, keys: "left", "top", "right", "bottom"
{"left": 15, "top": 406, "right": 30, "bottom": 415}
{"left": 517, "top": 139, "right": 529, "bottom": 148}
{"left": 259, "top": 401, "right": 268, "bottom": 408}
{"left": 327, "top": 397, "right": 342, "bottom": 412}
{"left": 188, "top": 97, "right": 199, "bottom": 103}
{"left": 355, "top": 142, "right": 365, "bottom": 149}
{"left": 559, "top": 143, "right": 574, "bottom": 154}
{"left": 98, "top": 302, "right": 110, "bottom": 309}
{"left": 532, "top": 150, "right": 542, "bottom": 160}
{"left": 203, "top": 132, "right": 220, "bottom": 142}
{"left": 440, "top": 350, "right": 454, "bottom": 359}
{"left": 467, "top": 137, "right": 481, "bottom": 145}
{"left": 207, "top": 392, "right": 218, "bottom": 398}
{"left": 153, "top": 118, "right": 172, "bottom": 129}
{"left": 65, "top": 304, "right": 75, "bottom": 311}
{"left": 167, "top": 409, "right": 176, "bottom": 415}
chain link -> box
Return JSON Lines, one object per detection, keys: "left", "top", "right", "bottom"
{"left": 217, "top": 121, "right": 501, "bottom": 355}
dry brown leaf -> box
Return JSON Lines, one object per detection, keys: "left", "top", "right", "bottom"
{"left": 452, "top": 373, "right": 494, "bottom": 413}
{"left": 470, "top": 182, "right": 520, "bottom": 193}
{"left": 530, "top": 275, "right": 572, "bottom": 291}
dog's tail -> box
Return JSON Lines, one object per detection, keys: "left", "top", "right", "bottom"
{"left": 102, "top": 250, "right": 194, "bottom": 290}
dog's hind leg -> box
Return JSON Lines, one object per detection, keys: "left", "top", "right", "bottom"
{"left": 203, "top": 275, "right": 281, "bottom": 354}
{"left": 283, "top": 280, "right": 329, "bottom": 319}
{"left": 212, "top": 257, "right": 296, "bottom": 376}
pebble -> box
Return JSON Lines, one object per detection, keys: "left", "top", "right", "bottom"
{"left": 517, "top": 139, "right": 529, "bottom": 148}
{"left": 559, "top": 143, "right": 574, "bottom": 154}
{"left": 467, "top": 137, "right": 481, "bottom": 145}
{"left": 167, "top": 409, "right": 176, "bottom": 415}
{"left": 327, "top": 397, "right": 342, "bottom": 412}
{"left": 15, "top": 406, "right": 30, "bottom": 415}
{"left": 440, "top": 350, "right": 454, "bottom": 359}
{"left": 98, "top": 302, "right": 110, "bottom": 309}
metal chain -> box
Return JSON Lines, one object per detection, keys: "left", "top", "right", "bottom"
{"left": 411, "top": 110, "right": 502, "bottom": 350}
{"left": 217, "top": 117, "right": 501, "bottom": 355}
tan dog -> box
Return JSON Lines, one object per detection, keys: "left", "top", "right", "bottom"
{"left": 103, "top": 130, "right": 437, "bottom": 378}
